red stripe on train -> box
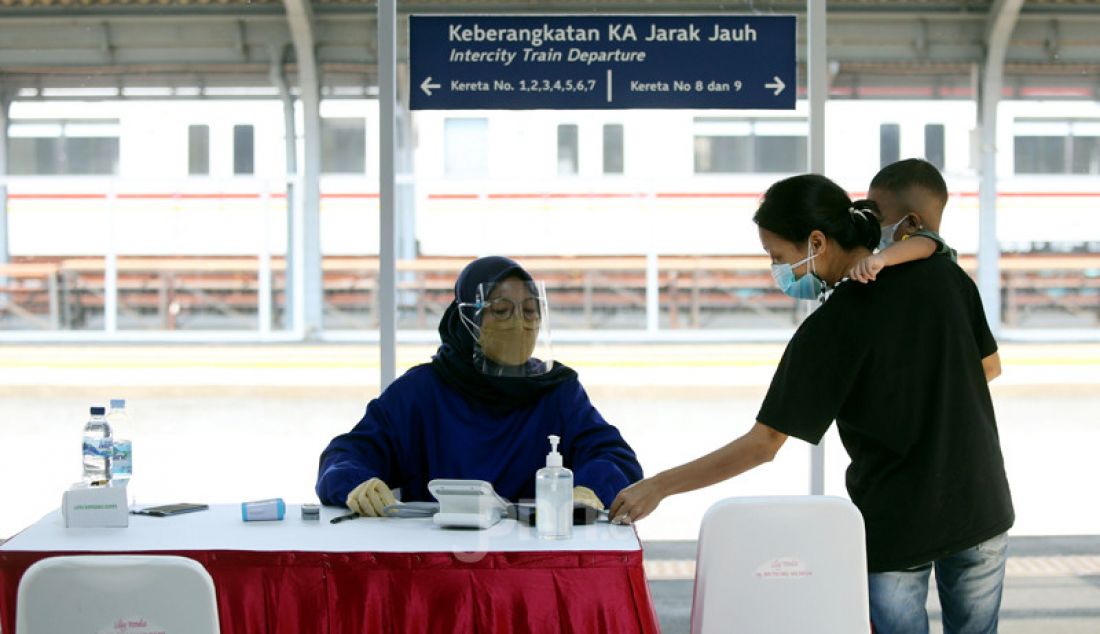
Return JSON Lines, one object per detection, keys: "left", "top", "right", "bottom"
{"left": 954, "top": 191, "right": 1100, "bottom": 198}
{"left": 117, "top": 193, "right": 261, "bottom": 200}
{"left": 9, "top": 193, "right": 109, "bottom": 200}
{"left": 656, "top": 192, "right": 762, "bottom": 199}
{"left": 486, "top": 193, "right": 647, "bottom": 200}
{"left": 9, "top": 193, "right": 380, "bottom": 200}
{"left": 9, "top": 191, "right": 1100, "bottom": 201}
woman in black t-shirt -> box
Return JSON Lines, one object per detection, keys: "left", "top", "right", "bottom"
{"left": 611, "top": 174, "right": 1013, "bottom": 634}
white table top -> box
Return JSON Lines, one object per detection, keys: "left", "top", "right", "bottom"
{"left": 0, "top": 504, "right": 641, "bottom": 554}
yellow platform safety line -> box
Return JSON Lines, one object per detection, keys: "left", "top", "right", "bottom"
{"left": 0, "top": 345, "right": 1097, "bottom": 370}
{"left": 643, "top": 555, "right": 1100, "bottom": 581}
{"left": 0, "top": 357, "right": 1097, "bottom": 370}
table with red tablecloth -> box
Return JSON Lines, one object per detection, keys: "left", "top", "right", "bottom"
{"left": 0, "top": 504, "right": 659, "bottom": 634}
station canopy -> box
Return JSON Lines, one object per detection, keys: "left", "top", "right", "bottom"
{"left": 0, "top": 0, "right": 1099, "bottom": 101}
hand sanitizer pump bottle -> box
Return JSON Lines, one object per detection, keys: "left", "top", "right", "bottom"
{"left": 536, "top": 435, "right": 573, "bottom": 539}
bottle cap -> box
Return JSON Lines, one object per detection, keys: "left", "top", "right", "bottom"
{"left": 90, "top": 406, "right": 106, "bottom": 416}
{"left": 110, "top": 399, "right": 126, "bottom": 409}
{"left": 546, "top": 435, "right": 563, "bottom": 468}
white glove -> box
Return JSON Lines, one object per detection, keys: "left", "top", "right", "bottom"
{"left": 345, "top": 477, "right": 398, "bottom": 517}
{"left": 573, "top": 485, "right": 605, "bottom": 511}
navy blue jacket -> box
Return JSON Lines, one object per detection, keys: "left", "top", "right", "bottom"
{"left": 316, "top": 365, "right": 643, "bottom": 508}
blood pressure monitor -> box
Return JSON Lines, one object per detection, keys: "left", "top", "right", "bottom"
{"left": 427, "top": 479, "right": 511, "bottom": 529}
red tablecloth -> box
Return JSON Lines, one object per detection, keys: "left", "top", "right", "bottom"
{"left": 0, "top": 548, "right": 660, "bottom": 633}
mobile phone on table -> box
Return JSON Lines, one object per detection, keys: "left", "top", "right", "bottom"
{"left": 131, "top": 503, "right": 209, "bottom": 517}
{"left": 513, "top": 502, "right": 607, "bottom": 526}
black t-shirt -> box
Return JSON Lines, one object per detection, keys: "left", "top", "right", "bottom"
{"left": 756, "top": 256, "right": 1014, "bottom": 573}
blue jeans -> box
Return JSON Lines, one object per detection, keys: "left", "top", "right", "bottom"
{"left": 869, "top": 532, "right": 1008, "bottom": 634}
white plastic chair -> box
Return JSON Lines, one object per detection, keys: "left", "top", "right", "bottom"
{"left": 690, "top": 496, "right": 870, "bottom": 634}
{"left": 16, "top": 555, "right": 220, "bottom": 634}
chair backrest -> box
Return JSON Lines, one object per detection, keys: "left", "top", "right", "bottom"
{"left": 690, "top": 496, "right": 869, "bottom": 634}
{"left": 16, "top": 555, "right": 220, "bottom": 634}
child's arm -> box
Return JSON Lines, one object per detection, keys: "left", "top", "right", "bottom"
{"left": 982, "top": 351, "right": 1001, "bottom": 382}
{"left": 848, "top": 235, "right": 938, "bottom": 283}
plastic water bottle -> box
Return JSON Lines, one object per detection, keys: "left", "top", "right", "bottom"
{"left": 82, "top": 406, "right": 113, "bottom": 483}
{"left": 536, "top": 435, "right": 573, "bottom": 540}
{"left": 107, "top": 399, "right": 132, "bottom": 480}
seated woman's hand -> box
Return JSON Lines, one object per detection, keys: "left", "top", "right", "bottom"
{"left": 573, "top": 486, "right": 605, "bottom": 511}
{"left": 346, "top": 477, "right": 398, "bottom": 517}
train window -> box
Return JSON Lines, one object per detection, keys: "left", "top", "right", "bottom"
{"left": 188, "top": 124, "right": 210, "bottom": 176}
{"left": 880, "top": 124, "right": 900, "bottom": 168}
{"left": 1071, "top": 137, "right": 1100, "bottom": 174}
{"left": 603, "top": 124, "right": 624, "bottom": 174}
{"left": 755, "top": 136, "right": 806, "bottom": 173}
{"left": 322, "top": 118, "right": 366, "bottom": 174}
{"left": 693, "top": 118, "right": 806, "bottom": 174}
{"left": 233, "top": 124, "right": 255, "bottom": 175}
{"left": 8, "top": 119, "right": 119, "bottom": 175}
{"left": 695, "top": 136, "right": 750, "bottom": 172}
{"left": 558, "top": 124, "right": 579, "bottom": 176}
{"left": 444, "top": 117, "right": 488, "bottom": 178}
{"left": 924, "top": 124, "right": 945, "bottom": 170}
{"left": 1015, "top": 136, "right": 1066, "bottom": 173}
{"left": 1014, "top": 119, "right": 1100, "bottom": 175}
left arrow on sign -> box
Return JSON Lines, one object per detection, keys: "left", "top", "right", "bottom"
{"left": 421, "top": 77, "right": 441, "bottom": 96}
{"left": 764, "top": 76, "right": 785, "bottom": 96}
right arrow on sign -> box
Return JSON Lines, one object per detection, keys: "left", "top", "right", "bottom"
{"left": 765, "top": 76, "right": 785, "bottom": 96}
{"left": 420, "top": 77, "right": 441, "bottom": 96}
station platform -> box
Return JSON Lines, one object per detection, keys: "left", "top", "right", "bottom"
{"left": 0, "top": 342, "right": 1096, "bottom": 632}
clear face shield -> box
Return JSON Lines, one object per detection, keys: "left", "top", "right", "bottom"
{"left": 458, "top": 279, "right": 555, "bottom": 377}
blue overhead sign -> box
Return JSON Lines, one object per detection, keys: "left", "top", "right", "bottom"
{"left": 409, "top": 15, "right": 796, "bottom": 110}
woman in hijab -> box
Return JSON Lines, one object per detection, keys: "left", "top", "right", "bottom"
{"left": 316, "top": 256, "right": 643, "bottom": 516}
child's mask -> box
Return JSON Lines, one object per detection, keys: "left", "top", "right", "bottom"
{"left": 878, "top": 215, "right": 914, "bottom": 251}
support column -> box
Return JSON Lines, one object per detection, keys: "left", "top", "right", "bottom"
{"left": 270, "top": 45, "right": 297, "bottom": 331}
{"left": 258, "top": 187, "right": 273, "bottom": 334}
{"left": 395, "top": 63, "right": 418, "bottom": 353}
{"left": 978, "top": 0, "right": 1024, "bottom": 337}
{"left": 395, "top": 67, "right": 417, "bottom": 263}
{"left": 104, "top": 189, "right": 118, "bottom": 333}
{"left": 283, "top": 0, "right": 323, "bottom": 339}
{"left": 379, "top": 0, "right": 398, "bottom": 388}
{"left": 807, "top": 3, "right": 827, "bottom": 177}
{"left": 645, "top": 252, "right": 659, "bottom": 333}
{"left": 807, "top": 0, "right": 827, "bottom": 496}
{"left": 0, "top": 88, "right": 11, "bottom": 270}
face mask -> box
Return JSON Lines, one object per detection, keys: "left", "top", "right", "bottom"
{"left": 478, "top": 303, "right": 540, "bottom": 366}
{"left": 878, "top": 215, "right": 910, "bottom": 251}
{"left": 771, "top": 239, "right": 825, "bottom": 301}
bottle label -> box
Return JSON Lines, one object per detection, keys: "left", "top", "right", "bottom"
{"left": 112, "top": 440, "right": 132, "bottom": 476}
{"left": 82, "top": 438, "right": 111, "bottom": 458}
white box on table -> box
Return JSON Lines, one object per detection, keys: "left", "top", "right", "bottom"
{"left": 62, "top": 481, "right": 129, "bottom": 528}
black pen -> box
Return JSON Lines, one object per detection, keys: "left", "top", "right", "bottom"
{"left": 329, "top": 512, "right": 360, "bottom": 524}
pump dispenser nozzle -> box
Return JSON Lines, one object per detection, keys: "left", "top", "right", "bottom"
{"left": 545, "top": 435, "right": 563, "bottom": 467}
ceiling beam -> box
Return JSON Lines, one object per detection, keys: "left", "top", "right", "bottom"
{"left": 1, "top": 5, "right": 1099, "bottom": 99}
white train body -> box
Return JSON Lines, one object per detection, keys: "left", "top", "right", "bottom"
{"left": 5, "top": 97, "right": 1099, "bottom": 258}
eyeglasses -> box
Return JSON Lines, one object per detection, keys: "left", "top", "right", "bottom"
{"left": 483, "top": 297, "right": 541, "bottom": 322}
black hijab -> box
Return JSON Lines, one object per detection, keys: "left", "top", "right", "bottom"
{"left": 429, "top": 256, "right": 577, "bottom": 414}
